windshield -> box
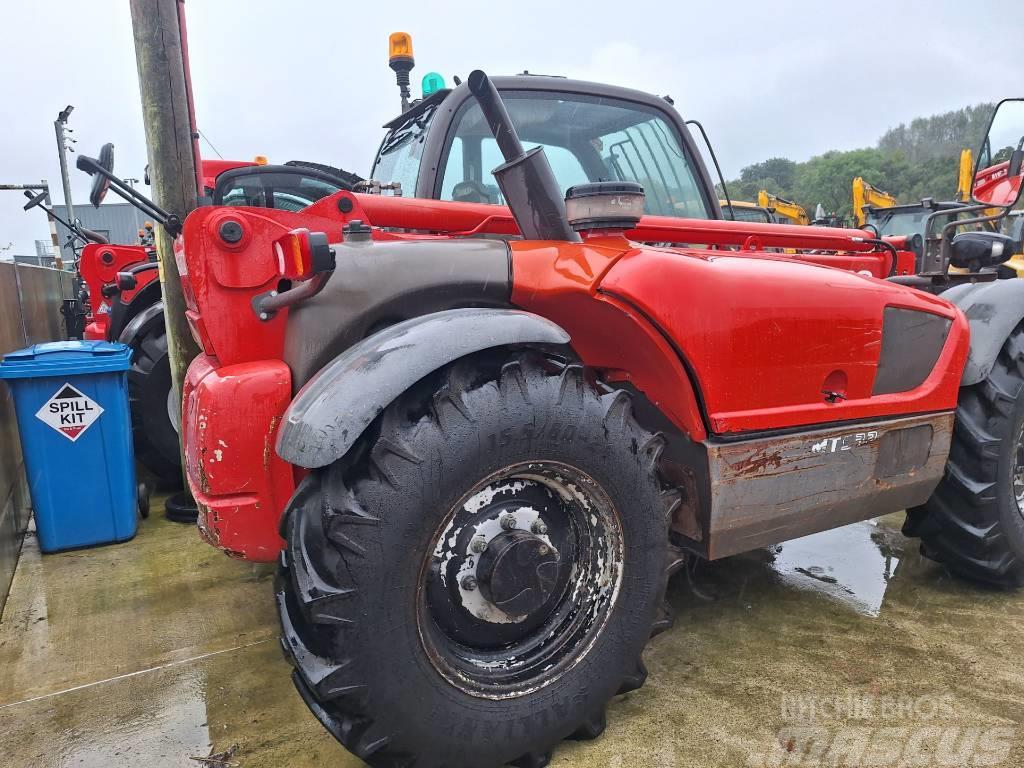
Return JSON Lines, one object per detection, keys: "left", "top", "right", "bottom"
{"left": 722, "top": 204, "right": 770, "bottom": 223}
{"left": 437, "top": 91, "right": 712, "bottom": 218}
{"left": 215, "top": 170, "right": 345, "bottom": 212}
{"left": 867, "top": 207, "right": 964, "bottom": 239}
{"left": 1003, "top": 211, "right": 1024, "bottom": 241}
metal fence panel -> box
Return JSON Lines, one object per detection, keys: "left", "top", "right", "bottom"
{"left": 15, "top": 263, "right": 65, "bottom": 345}
{"left": 0, "top": 261, "right": 66, "bottom": 614}
{"left": 0, "top": 261, "right": 27, "bottom": 613}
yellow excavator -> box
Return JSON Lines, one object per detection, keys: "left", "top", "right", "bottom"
{"left": 757, "top": 190, "right": 810, "bottom": 225}
{"left": 957, "top": 148, "right": 973, "bottom": 203}
{"left": 1003, "top": 212, "right": 1024, "bottom": 277}
{"left": 852, "top": 177, "right": 897, "bottom": 226}
{"left": 719, "top": 199, "right": 772, "bottom": 223}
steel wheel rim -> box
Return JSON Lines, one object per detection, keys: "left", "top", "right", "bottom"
{"left": 417, "top": 461, "right": 624, "bottom": 699}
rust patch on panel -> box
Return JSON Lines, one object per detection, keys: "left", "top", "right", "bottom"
{"left": 730, "top": 448, "right": 785, "bottom": 478}
{"left": 701, "top": 412, "right": 954, "bottom": 560}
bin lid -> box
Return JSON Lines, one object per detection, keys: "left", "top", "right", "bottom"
{"left": 0, "top": 340, "right": 132, "bottom": 379}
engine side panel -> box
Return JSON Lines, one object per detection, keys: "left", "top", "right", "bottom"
{"left": 509, "top": 238, "right": 709, "bottom": 440}
{"left": 599, "top": 247, "right": 969, "bottom": 434}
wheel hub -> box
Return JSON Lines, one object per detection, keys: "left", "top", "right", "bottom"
{"left": 420, "top": 463, "right": 624, "bottom": 697}
{"left": 477, "top": 530, "right": 560, "bottom": 618}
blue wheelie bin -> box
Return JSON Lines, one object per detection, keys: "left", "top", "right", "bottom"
{"left": 0, "top": 341, "right": 138, "bottom": 552}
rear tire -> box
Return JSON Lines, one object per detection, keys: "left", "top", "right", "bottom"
{"left": 906, "top": 324, "right": 1024, "bottom": 587}
{"left": 127, "top": 324, "right": 182, "bottom": 487}
{"left": 276, "top": 353, "right": 677, "bottom": 767}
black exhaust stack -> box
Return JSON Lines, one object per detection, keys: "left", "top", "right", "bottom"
{"left": 466, "top": 70, "right": 578, "bottom": 242}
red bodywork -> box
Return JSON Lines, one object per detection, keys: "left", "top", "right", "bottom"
{"left": 176, "top": 206, "right": 347, "bottom": 558}
{"left": 200, "top": 159, "right": 258, "bottom": 194}
{"left": 973, "top": 160, "right": 1023, "bottom": 208}
{"left": 178, "top": 192, "right": 965, "bottom": 561}
{"left": 78, "top": 243, "right": 158, "bottom": 340}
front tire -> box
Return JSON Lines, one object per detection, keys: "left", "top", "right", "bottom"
{"left": 906, "top": 323, "right": 1024, "bottom": 587}
{"left": 277, "top": 354, "right": 675, "bottom": 767}
{"left": 127, "top": 323, "right": 182, "bottom": 487}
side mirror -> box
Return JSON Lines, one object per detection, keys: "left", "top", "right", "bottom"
{"left": 22, "top": 189, "right": 48, "bottom": 212}
{"left": 949, "top": 231, "right": 1018, "bottom": 271}
{"left": 76, "top": 142, "right": 116, "bottom": 207}
{"left": 973, "top": 99, "right": 1024, "bottom": 208}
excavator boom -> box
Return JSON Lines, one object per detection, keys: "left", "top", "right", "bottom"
{"left": 852, "top": 177, "right": 897, "bottom": 227}
{"left": 757, "top": 189, "right": 810, "bottom": 226}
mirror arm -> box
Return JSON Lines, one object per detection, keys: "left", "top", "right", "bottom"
{"left": 77, "top": 156, "right": 176, "bottom": 230}
{"left": 936, "top": 205, "right": 1010, "bottom": 273}
{"left": 29, "top": 198, "right": 95, "bottom": 246}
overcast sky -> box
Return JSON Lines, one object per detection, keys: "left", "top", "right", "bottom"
{"left": 2, "top": 0, "right": 1022, "bottom": 255}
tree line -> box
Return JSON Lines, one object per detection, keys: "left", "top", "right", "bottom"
{"left": 722, "top": 104, "right": 995, "bottom": 218}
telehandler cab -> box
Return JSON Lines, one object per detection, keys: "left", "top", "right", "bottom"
{"left": 172, "top": 54, "right": 1024, "bottom": 764}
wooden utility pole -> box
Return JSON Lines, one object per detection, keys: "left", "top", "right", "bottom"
{"left": 129, "top": 0, "right": 201, "bottom": 488}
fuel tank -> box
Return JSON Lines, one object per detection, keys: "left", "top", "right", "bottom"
{"left": 599, "top": 247, "right": 969, "bottom": 434}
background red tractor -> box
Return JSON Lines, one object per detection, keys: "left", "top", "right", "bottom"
{"left": 174, "top": 60, "right": 1024, "bottom": 766}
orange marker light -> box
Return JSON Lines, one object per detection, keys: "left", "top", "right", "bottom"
{"left": 389, "top": 32, "right": 414, "bottom": 62}
{"left": 272, "top": 228, "right": 334, "bottom": 281}
{"left": 254, "top": 155, "right": 269, "bottom": 166}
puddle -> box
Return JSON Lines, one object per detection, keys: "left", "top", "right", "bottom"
{"left": 767, "top": 519, "right": 904, "bottom": 616}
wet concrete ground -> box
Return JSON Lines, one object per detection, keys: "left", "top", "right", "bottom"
{"left": 1, "top": 501, "right": 1022, "bottom": 767}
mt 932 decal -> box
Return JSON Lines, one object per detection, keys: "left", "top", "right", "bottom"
{"left": 811, "top": 431, "right": 879, "bottom": 455}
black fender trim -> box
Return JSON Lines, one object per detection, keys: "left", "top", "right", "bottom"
{"left": 941, "top": 279, "right": 1024, "bottom": 386}
{"left": 276, "top": 308, "right": 571, "bottom": 468}
{"left": 117, "top": 301, "right": 164, "bottom": 347}
{"left": 107, "top": 276, "right": 162, "bottom": 341}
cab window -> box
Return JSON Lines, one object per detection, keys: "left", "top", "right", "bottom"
{"left": 723, "top": 205, "right": 771, "bottom": 224}
{"left": 371, "top": 103, "right": 438, "bottom": 197}
{"left": 437, "top": 91, "right": 712, "bottom": 218}
{"left": 215, "top": 171, "right": 345, "bottom": 212}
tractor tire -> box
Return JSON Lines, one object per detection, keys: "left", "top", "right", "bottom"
{"left": 127, "top": 324, "right": 181, "bottom": 487}
{"left": 276, "top": 353, "right": 678, "bottom": 768}
{"left": 905, "top": 323, "right": 1024, "bottom": 587}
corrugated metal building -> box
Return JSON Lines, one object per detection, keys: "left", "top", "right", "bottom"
{"left": 52, "top": 202, "right": 148, "bottom": 264}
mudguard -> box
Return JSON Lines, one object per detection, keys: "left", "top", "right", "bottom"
{"left": 276, "top": 308, "right": 571, "bottom": 468}
{"left": 117, "top": 301, "right": 164, "bottom": 347}
{"left": 109, "top": 276, "right": 162, "bottom": 342}
{"left": 941, "top": 279, "right": 1024, "bottom": 386}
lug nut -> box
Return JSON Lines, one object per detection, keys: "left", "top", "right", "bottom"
{"left": 500, "top": 514, "right": 518, "bottom": 531}
{"left": 531, "top": 520, "right": 548, "bottom": 535}
{"left": 470, "top": 537, "right": 488, "bottom": 554}
{"left": 460, "top": 575, "right": 478, "bottom": 591}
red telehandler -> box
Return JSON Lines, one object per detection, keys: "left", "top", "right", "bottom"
{"left": 171, "top": 58, "right": 1024, "bottom": 766}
